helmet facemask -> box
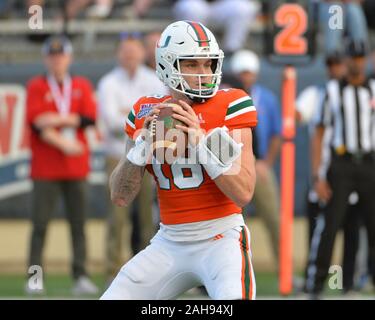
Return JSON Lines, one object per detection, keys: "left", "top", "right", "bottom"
{"left": 172, "top": 54, "right": 223, "bottom": 101}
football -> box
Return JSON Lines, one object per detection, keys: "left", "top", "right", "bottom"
{"left": 149, "top": 101, "right": 188, "bottom": 164}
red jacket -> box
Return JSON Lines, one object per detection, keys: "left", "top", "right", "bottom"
{"left": 26, "top": 75, "right": 97, "bottom": 179}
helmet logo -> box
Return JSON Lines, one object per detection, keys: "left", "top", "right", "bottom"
{"left": 157, "top": 35, "right": 171, "bottom": 48}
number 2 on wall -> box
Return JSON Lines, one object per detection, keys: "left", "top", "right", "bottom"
{"left": 274, "top": 4, "right": 308, "bottom": 55}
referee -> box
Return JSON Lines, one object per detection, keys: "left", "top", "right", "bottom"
{"left": 305, "top": 40, "right": 375, "bottom": 297}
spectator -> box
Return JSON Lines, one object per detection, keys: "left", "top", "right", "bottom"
{"left": 0, "top": 0, "right": 11, "bottom": 18}
{"left": 85, "top": 0, "right": 113, "bottom": 19}
{"left": 97, "top": 32, "right": 168, "bottom": 284}
{"left": 25, "top": 35, "right": 98, "bottom": 296}
{"left": 132, "top": 0, "right": 155, "bottom": 18}
{"left": 26, "top": 0, "right": 113, "bottom": 20}
{"left": 230, "top": 50, "right": 281, "bottom": 270}
{"left": 173, "top": 0, "right": 260, "bottom": 55}
{"left": 65, "top": 0, "right": 113, "bottom": 20}
{"left": 144, "top": 31, "right": 162, "bottom": 70}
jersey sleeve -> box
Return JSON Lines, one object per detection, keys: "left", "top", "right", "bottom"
{"left": 125, "top": 104, "right": 138, "bottom": 139}
{"left": 124, "top": 96, "right": 168, "bottom": 139}
{"left": 223, "top": 89, "right": 257, "bottom": 130}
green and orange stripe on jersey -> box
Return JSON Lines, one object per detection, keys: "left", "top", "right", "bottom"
{"left": 239, "top": 226, "right": 255, "bottom": 300}
{"left": 126, "top": 108, "right": 136, "bottom": 129}
{"left": 187, "top": 21, "right": 210, "bottom": 47}
{"left": 225, "top": 96, "right": 255, "bottom": 121}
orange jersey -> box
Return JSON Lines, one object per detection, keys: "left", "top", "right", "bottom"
{"left": 125, "top": 88, "right": 257, "bottom": 224}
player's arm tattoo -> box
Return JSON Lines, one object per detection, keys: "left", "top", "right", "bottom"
{"left": 109, "top": 135, "right": 145, "bottom": 206}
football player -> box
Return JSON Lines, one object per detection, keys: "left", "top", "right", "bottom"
{"left": 101, "top": 20, "right": 257, "bottom": 300}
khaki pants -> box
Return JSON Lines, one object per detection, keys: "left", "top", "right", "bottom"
{"left": 105, "top": 157, "right": 155, "bottom": 279}
{"left": 252, "top": 169, "right": 280, "bottom": 266}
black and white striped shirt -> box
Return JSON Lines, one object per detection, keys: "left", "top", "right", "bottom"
{"left": 317, "top": 77, "right": 375, "bottom": 154}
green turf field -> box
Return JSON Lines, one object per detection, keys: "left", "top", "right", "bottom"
{"left": 0, "top": 273, "right": 279, "bottom": 299}
{"left": 0, "top": 272, "right": 372, "bottom": 299}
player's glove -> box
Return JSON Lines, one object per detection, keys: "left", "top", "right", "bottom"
{"left": 126, "top": 134, "right": 152, "bottom": 167}
{"left": 196, "top": 126, "right": 243, "bottom": 179}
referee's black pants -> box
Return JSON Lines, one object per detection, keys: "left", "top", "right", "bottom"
{"left": 305, "top": 155, "right": 375, "bottom": 294}
{"left": 304, "top": 192, "right": 361, "bottom": 292}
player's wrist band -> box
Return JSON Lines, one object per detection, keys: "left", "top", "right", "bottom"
{"left": 126, "top": 135, "right": 151, "bottom": 167}
{"left": 196, "top": 127, "right": 243, "bottom": 180}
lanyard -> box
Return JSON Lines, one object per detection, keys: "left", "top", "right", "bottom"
{"left": 47, "top": 74, "right": 72, "bottom": 116}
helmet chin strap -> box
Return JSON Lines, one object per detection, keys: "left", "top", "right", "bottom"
{"left": 175, "top": 74, "right": 218, "bottom": 103}
{"left": 185, "top": 86, "right": 215, "bottom": 104}
{"left": 185, "top": 93, "right": 207, "bottom": 104}
{"left": 173, "top": 83, "right": 207, "bottom": 103}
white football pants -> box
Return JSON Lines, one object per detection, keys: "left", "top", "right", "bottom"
{"left": 101, "top": 225, "right": 256, "bottom": 300}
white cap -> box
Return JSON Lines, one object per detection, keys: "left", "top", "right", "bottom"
{"left": 230, "top": 50, "right": 260, "bottom": 74}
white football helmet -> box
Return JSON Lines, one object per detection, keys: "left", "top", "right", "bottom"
{"left": 156, "top": 20, "right": 224, "bottom": 102}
